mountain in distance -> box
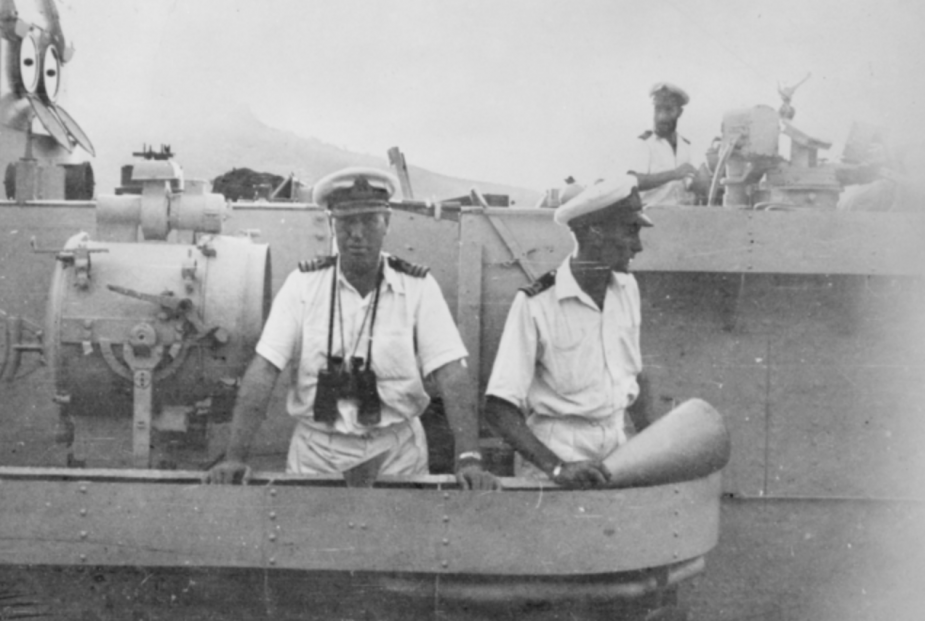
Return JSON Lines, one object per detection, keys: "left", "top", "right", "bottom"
{"left": 94, "top": 105, "right": 541, "bottom": 207}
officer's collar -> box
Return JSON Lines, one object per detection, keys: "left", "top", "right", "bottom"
{"left": 651, "top": 130, "right": 685, "bottom": 144}
{"left": 335, "top": 253, "right": 404, "bottom": 295}
{"left": 556, "top": 257, "right": 630, "bottom": 303}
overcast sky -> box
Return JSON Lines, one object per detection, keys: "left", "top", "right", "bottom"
{"left": 54, "top": 0, "right": 925, "bottom": 191}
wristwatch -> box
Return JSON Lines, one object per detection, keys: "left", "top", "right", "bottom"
{"left": 457, "top": 450, "right": 482, "bottom": 465}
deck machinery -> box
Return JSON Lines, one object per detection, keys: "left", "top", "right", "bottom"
{"left": 32, "top": 158, "right": 270, "bottom": 469}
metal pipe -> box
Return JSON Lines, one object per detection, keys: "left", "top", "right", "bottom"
{"left": 0, "top": 200, "right": 95, "bottom": 208}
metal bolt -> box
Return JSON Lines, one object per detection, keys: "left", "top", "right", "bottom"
{"left": 79, "top": 531, "right": 88, "bottom": 539}
{"left": 79, "top": 508, "right": 87, "bottom": 516}
{"left": 269, "top": 534, "right": 277, "bottom": 542}
{"left": 79, "top": 554, "right": 86, "bottom": 562}
{"left": 79, "top": 485, "right": 87, "bottom": 493}
{"left": 348, "top": 522, "right": 355, "bottom": 529}
{"left": 269, "top": 512, "right": 277, "bottom": 520}
{"left": 442, "top": 538, "right": 449, "bottom": 546}
{"left": 360, "top": 524, "right": 367, "bottom": 530}
{"left": 441, "top": 560, "right": 449, "bottom": 568}
{"left": 270, "top": 488, "right": 277, "bottom": 497}
{"left": 443, "top": 492, "right": 450, "bottom": 499}
{"left": 673, "top": 531, "right": 679, "bottom": 538}
{"left": 269, "top": 557, "right": 276, "bottom": 566}
{"left": 83, "top": 320, "right": 93, "bottom": 329}
{"left": 442, "top": 515, "right": 449, "bottom": 523}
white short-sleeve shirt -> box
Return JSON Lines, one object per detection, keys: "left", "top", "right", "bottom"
{"left": 485, "top": 257, "right": 643, "bottom": 447}
{"left": 256, "top": 253, "right": 467, "bottom": 436}
{"left": 630, "top": 130, "right": 693, "bottom": 206}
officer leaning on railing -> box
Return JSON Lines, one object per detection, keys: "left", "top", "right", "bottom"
{"left": 207, "top": 167, "right": 499, "bottom": 491}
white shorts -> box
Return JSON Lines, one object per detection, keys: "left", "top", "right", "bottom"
{"left": 286, "top": 417, "right": 429, "bottom": 476}
{"left": 516, "top": 412, "right": 629, "bottom": 479}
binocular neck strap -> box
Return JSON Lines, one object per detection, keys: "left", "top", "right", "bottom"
{"left": 324, "top": 256, "right": 384, "bottom": 372}
{"left": 365, "top": 260, "right": 385, "bottom": 371}
{"left": 325, "top": 256, "right": 339, "bottom": 370}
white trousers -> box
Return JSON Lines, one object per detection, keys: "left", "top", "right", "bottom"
{"left": 286, "top": 417, "right": 429, "bottom": 476}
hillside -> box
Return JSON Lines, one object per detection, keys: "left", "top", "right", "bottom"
{"left": 92, "top": 105, "right": 541, "bottom": 206}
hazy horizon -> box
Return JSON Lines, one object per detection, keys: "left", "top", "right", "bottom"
{"left": 49, "top": 0, "right": 925, "bottom": 193}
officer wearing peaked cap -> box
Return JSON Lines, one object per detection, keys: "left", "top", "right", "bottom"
{"left": 485, "top": 174, "right": 721, "bottom": 488}
{"left": 209, "top": 167, "right": 498, "bottom": 491}
{"left": 553, "top": 175, "right": 654, "bottom": 229}
{"left": 313, "top": 166, "right": 397, "bottom": 214}
{"left": 628, "top": 82, "right": 709, "bottom": 206}
{"left": 651, "top": 81, "right": 690, "bottom": 106}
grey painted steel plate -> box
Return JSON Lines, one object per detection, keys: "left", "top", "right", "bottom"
{"left": 0, "top": 468, "right": 720, "bottom": 575}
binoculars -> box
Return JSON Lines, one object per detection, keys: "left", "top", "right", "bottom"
{"left": 314, "top": 356, "right": 382, "bottom": 426}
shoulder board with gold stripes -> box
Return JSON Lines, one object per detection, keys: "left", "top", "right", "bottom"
{"left": 387, "top": 255, "right": 430, "bottom": 278}
{"left": 638, "top": 130, "right": 654, "bottom": 140}
{"left": 519, "top": 270, "right": 556, "bottom": 298}
{"left": 297, "top": 255, "right": 336, "bottom": 272}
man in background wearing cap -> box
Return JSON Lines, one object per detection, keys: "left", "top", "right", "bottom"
{"left": 209, "top": 167, "right": 498, "bottom": 490}
{"left": 630, "top": 82, "right": 710, "bottom": 206}
{"left": 483, "top": 176, "right": 656, "bottom": 487}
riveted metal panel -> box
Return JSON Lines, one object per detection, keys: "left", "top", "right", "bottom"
{"left": 742, "top": 209, "right": 925, "bottom": 275}
{"left": 463, "top": 207, "right": 925, "bottom": 282}
{"left": 636, "top": 208, "right": 755, "bottom": 272}
{"left": 0, "top": 477, "right": 267, "bottom": 567}
{"left": 266, "top": 485, "right": 450, "bottom": 572}
{"left": 1, "top": 498, "right": 923, "bottom": 620}
{"left": 0, "top": 469, "right": 720, "bottom": 575}
{"left": 637, "top": 207, "right": 925, "bottom": 275}
{"left": 439, "top": 473, "right": 721, "bottom": 575}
